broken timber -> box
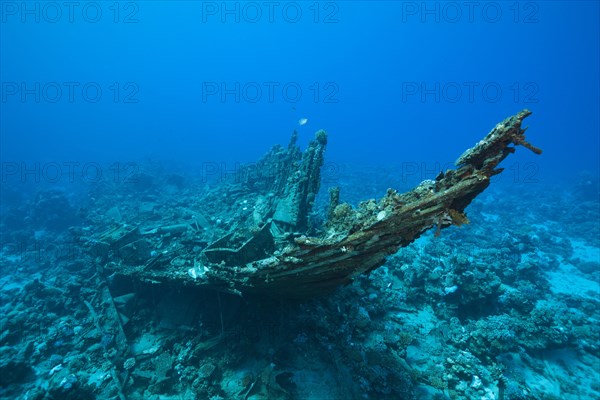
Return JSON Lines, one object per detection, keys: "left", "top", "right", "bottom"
{"left": 94, "top": 110, "right": 541, "bottom": 299}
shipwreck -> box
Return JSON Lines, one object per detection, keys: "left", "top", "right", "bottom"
{"left": 89, "top": 110, "right": 541, "bottom": 299}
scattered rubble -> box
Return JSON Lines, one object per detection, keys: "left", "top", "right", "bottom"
{"left": 2, "top": 110, "right": 599, "bottom": 399}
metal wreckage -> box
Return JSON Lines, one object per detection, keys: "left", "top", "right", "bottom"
{"left": 89, "top": 110, "right": 541, "bottom": 299}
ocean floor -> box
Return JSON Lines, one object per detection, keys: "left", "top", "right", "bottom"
{"left": 0, "top": 162, "right": 598, "bottom": 400}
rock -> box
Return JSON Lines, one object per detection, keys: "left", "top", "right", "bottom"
{"left": 0, "top": 360, "right": 33, "bottom": 386}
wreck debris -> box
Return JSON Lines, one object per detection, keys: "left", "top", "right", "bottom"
{"left": 93, "top": 110, "right": 541, "bottom": 298}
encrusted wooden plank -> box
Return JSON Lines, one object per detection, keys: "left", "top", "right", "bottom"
{"left": 99, "top": 110, "right": 540, "bottom": 299}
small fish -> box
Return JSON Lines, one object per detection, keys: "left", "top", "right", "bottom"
{"left": 298, "top": 118, "right": 308, "bottom": 126}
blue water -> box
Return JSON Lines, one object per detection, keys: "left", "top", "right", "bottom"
{"left": 2, "top": 1, "right": 598, "bottom": 175}
{"left": 1, "top": 2, "right": 599, "bottom": 400}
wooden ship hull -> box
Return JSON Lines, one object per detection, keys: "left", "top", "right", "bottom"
{"left": 90, "top": 110, "right": 541, "bottom": 299}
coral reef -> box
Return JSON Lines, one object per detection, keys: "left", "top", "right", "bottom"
{"left": 1, "top": 111, "right": 598, "bottom": 399}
